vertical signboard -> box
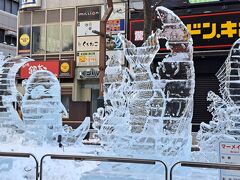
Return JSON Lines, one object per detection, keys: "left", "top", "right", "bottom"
{"left": 219, "top": 142, "right": 240, "bottom": 180}
{"left": 59, "top": 60, "right": 74, "bottom": 78}
{"left": 18, "top": 27, "right": 31, "bottom": 54}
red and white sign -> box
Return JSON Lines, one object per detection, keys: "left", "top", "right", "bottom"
{"left": 219, "top": 142, "right": 240, "bottom": 180}
{"left": 21, "top": 60, "right": 59, "bottom": 78}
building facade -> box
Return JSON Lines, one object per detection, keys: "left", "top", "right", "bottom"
{"left": 17, "top": 0, "right": 127, "bottom": 128}
{"left": 0, "top": 0, "right": 19, "bottom": 56}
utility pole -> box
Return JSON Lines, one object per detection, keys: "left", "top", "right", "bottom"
{"left": 97, "top": 0, "right": 113, "bottom": 107}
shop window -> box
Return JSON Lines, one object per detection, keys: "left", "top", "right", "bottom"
{"left": 32, "top": 26, "right": 46, "bottom": 54}
{"left": 62, "top": 24, "right": 73, "bottom": 52}
{"left": 33, "top": 11, "right": 45, "bottom": 24}
{"left": 46, "top": 24, "right": 60, "bottom": 53}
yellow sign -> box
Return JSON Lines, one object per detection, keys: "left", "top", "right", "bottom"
{"left": 19, "top": 34, "right": 30, "bottom": 47}
{"left": 60, "top": 62, "right": 70, "bottom": 73}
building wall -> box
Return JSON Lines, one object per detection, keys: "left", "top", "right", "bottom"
{"left": 0, "top": 0, "right": 18, "bottom": 56}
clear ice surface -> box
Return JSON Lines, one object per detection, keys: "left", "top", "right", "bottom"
{"left": 93, "top": 6, "right": 195, "bottom": 164}
{"left": 197, "top": 38, "right": 240, "bottom": 161}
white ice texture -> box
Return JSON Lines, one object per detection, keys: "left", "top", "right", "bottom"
{"left": 0, "top": 56, "right": 90, "bottom": 146}
{"left": 93, "top": 6, "right": 195, "bottom": 162}
{"left": 197, "top": 38, "right": 240, "bottom": 157}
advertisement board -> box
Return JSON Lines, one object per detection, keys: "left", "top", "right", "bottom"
{"left": 77, "top": 36, "right": 100, "bottom": 51}
{"left": 219, "top": 142, "right": 240, "bottom": 180}
{"left": 77, "top": 21, "right": 100, "bottom": 36}
{"left": 79, "top": 68, "right": 100, "bottom": 80}
{"left": 20, "top": 61, "right": 59, "bottom": 78}
{"left": 77, "top": 51, "right": 99, "bottom": 67}
{"left": 59, "top": 60, "right": 74, "bottom": 78}
{"left": 130, "top": 11, "right": 240, "bottom": 51}
{"left": 20, "top": 0, "right": 41, "bottom": 9}
{"left": 107, "top": 19, "right": 125, "bottom": 34}
{"left": 77, "top": 6, "right": 101, "bottom": 22}
{"left": 18, "top": 27, "right": 31, "bottom": 54}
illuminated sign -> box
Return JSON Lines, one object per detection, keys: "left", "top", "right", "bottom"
{"left": 18, "top": 27, "right": 31, "bottom": 54}
{"left": 77, "top": 6, "right": 101, "bottom": 22}
{"left": 79, "top": 68, "right": 99, "bottom": 79}
{"left": 130, "top": 11, "right": 240, "bottom": 51}
{"left": 77, "top": 36, "right": 100, "bottom": 51}
{"left": 189, "top": 0, "right": 219, "bottom": 4}
{"left": 20, "top": 0, "right": 41, "bottom": 9}
{"left": 77, "top": 51, "right": 99, "bottom": 67}
{"left": 107, "top": 19, "right": 125, "bottom": 34}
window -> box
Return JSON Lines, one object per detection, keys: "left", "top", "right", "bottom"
{"left": 46, "top": 24, "right": 60, "bottom": 53}
{"left": 5, "top": 0, "right": 12, "bottom": 13}
{"left": 61, "top": 95, "right": 70, "bottom": 115}
{"left": 0, "top": 0, "right": 4, "bottom": 11}
{"left": 12, "top": 1, "right": 19, "bottom": 15}
{"left": 32, "top": 26, "right": 46, "bottom": 54}
{"left": 62, "top": 25, "right": 73, "bottom": 52}
{"left": 5, "top": 35, "right": 11, "bottom": 45}
{"left": 189, "top": 0, "right": 219, "bottom": 3}
{"left": 0, "top": 29, "right": 4, "bottom": 43}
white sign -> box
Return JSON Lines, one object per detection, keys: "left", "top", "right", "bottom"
{"left": 219, "top": 142, "right": 240, "bottom": 180}
{"left": 20, "top": 0, "right": 41, "bottom": 9}
{"left": 77, "top": 51, "right": 99, "bottom": 67}
{"left": 103, "top": 3, "right": 126, "bottom": 20}
{"left": 106, "top": 50, "right": 125, "bottom": 65}
{"left": 77, "top": 21, "right": 100, "bottom": 36}
{"left": 79, "top": 68, "right": 100, "bottom": 79}
{"left": 77, "top": 36, "right": 100, "bottom": 51}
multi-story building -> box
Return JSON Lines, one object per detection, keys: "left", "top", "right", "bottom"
{"left": 0, "top": 0, "right": 19, "bottom": 56}
{"left": 17, "top": 0, "right": 127, "bottom": 128}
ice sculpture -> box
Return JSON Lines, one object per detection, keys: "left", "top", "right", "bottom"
{"left": 0, "top": 55, "right": 90, "bottom": 146}
{"left": 21, "top": 70, "right": 90, "bottom": 146}
{"left": 0, "top": 56, "right": 33, "bottom": 143}
{"left": 93, "top": 6, "right": 194, "bottom": 162}
{"left": 197, "top": 38, "right": 240, "bottom": 154}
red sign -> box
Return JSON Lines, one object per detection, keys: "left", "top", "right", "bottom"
{"left": 21, "top": 61, "right": 59, "bottom": 78}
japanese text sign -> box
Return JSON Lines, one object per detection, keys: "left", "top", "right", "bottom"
{"left": 21, "top": 61, "right": 59, "bottom": 78}
{"left": 219, "top": 142, "right": 240, "bottom": 180}
{"left": 77, "top": 36, "right": 100, "bottom": 51}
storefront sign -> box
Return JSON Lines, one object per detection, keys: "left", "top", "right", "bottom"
{"left": 20, "top": 0, "right": 41, "bottom": 9}
{"left": 77, "top": 36, "right": 100, "bottom": 51}
{"left": 219, "top": 142, "right": 240, "bottom": 180}
{"left": 77, "top": 6, "right": 101, "bottom": 22}
{"left": 104, "top": 2, "right": 126, "bottom": 20}
{"left": 18, "top": 27, "right": 31, "bottom": 54}
{"left": 77, "top": 51, "right": 99, "bottom": 66}
{"left": 77, "top": 21, "right": 100, "bottom": 36}
{"left": 107, "top": 19, "right": 125, "bottom": 34}
{"left": 20, "top": 61, "right": 59, "bottom": 78}
{"left": 130, "top": 11, "right": 240, "bottom": 50}
{"left": 79, "top": 68, "right": 99, "bottom": 79}
{"left": 59, "top": 60, "right": 74, "bottom": 78}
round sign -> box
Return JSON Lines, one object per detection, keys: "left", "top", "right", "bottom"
{"left": 60, "top": 62, "right": 70, "bottom": 73}
{"left": 19, "top": 34, "right": 30, "bottom": 47}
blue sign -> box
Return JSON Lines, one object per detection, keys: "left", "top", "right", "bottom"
{"left": 20, "top": 0, "right": 41, "bottom": 9}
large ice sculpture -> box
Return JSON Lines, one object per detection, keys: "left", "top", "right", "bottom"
{"left": 22, "top": 70, "right": 90, "bottom": 146}
{"left": 93, "top": 6, "right": 194, "bottom": 162}
{"left": 0, "top": 56, "right": 33, "bottom": 143}
{"left": 197, "top": 38, "right": 240, "bottom": 154}
{"left": 0, "top": 55, "right": 90, "bottom": 146}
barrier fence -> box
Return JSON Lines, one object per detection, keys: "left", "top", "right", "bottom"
{"left": 170, "top": 161, "right": 240, "bottom": 180}
{"left": 0, "top": 152, "right": 38, "bottom": 180}
{"left": 39, "top": 154, "right": 168, "bottom": 180}
{"left": 0, "top": 152, "right": 240, "bottom": 180}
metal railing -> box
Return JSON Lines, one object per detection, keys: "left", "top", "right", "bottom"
{"left": 40, "top": 154, "right": 168, "bottom": 180}
{"left": 0, "top": 152, "right": 38, "bottom": 180}
{"left": 170, "top": 161, "right": 240, "bottom": 180}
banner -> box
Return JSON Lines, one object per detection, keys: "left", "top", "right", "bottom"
{"left": 20, "top": 61, "right": 59, "bottom": 78}
{"left": 18, "top": 27, "right": 31, "bottom": 54}
{"left": 77, "top": 21, "right": 100, "bottom": 36}
{"left": 77, "top": 6, "right": 101, "bottom": 22}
